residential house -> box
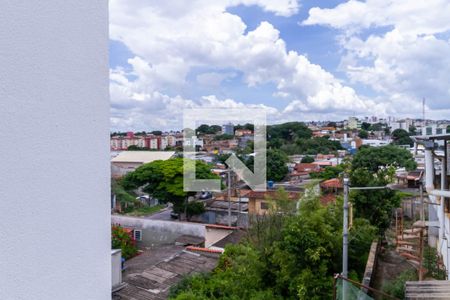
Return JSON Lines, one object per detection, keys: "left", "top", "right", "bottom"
{"left": 247, "top": 190, "right": 301, "bottom": 215}
{"left": 318, "top": 178, "right": 343, "bottom": 206}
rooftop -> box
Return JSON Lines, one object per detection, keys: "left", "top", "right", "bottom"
{"left": 113, "top": 245, "right": 218, "bottom": 300}
{"left": 111, "top": 151, "right": 175, "bottom": 163}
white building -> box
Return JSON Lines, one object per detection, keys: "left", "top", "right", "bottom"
{"left": 362, "top": 139, "right": 391, "bottom": 147}
{"left": 111, "top": 151, "right": 175, "bottom": 178}
{"left": 348, "top": 117, "right": 360, "bottom": 129}
{"left": 418, "top": 135, "right": 450, "bottom": 279}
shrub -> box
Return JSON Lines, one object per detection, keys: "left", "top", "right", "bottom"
{"left": 111, "top": 224, "right": 138, "bottom": 260}
{"left": 383, "top": 270, "right": 417, "bottom": 299}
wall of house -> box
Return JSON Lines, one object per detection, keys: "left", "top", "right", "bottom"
{"left": 0, "top": 2, "right": 110, "bottom": 299}
{"left": 111, "top": 249, "right": 123, "bottom": 289}
{"left": 112, "top": 216, "right": 206, "bottom": 247}
{"left": 111, "top": 162, "right": 142, "bottom": 177}
{"left": 205, "top": 228, "right": 233, "bottom": 248}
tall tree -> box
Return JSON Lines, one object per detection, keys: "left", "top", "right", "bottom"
{"left": 122, "top": 158, "right": 219, "bottom": 212}
{"left": 351, "top": 145, "right": 416, "bottom": 173}
{"left": 391, "top": 129, "right": 413, "bottom": 146}
{"left": 350, "top": 145, "right": 416, "bottom": 232}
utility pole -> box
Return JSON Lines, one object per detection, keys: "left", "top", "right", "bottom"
{"left": 342, "top": 181, "right": 391, "bottom": 299}
{"left": 342, "top": 175, "right": 349, "bottom": 299}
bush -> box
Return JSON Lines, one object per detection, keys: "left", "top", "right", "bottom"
{"left": 111, "top": 224, "right": 138, "bottom": 260}
{"left": 423, "top": 246, "right": 446, "bottom": 279}
{"left": 301, "top": 156, "right": 315, "bottom": 163}
{"left": 186, "top": 201, "right": 205, "bottom": 218}
{"left": 383, "top": 270, "right": 417, "bottom": 299}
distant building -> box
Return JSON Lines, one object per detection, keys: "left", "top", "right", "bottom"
{"left": 222, "top": 122, "right": 234, "bottom": 135}
{"left": 235, "top": 129, "right": 252, "bottom": 137}
{"left": 348, "top": 117, "right": 361, "bottom": 130}
{"left": 247, "top": 190, "right": 301, "bottom": 215}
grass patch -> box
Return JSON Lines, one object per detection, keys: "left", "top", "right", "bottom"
{"left": 125, "top": 204, "right": 166, "bottom": 216}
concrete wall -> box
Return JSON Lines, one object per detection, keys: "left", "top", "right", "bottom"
{"left": 111, "top": 250, "right": 122, "bottom": 289}
{"left": 112, "top": 216, "right": 206, "bottom": 247}
{"left": 0, "top": 2, "right": 110, "bottom": 299}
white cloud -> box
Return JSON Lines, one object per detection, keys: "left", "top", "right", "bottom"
{"left": 303, "top": 0, "right": 450, "bottom": 116}
{"left": 109, "top": 0, "right": 388, "bottom": 130}
{"left": 303, "top": 0, "right": 450, "bottom": 35}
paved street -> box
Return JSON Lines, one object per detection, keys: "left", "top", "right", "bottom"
{"left": 144, "top": 206, "right": 174, "bottom": 220}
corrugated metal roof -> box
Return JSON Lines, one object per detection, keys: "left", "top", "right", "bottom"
{"left": 111, "top": 151, "right": 175, "bottom": 163}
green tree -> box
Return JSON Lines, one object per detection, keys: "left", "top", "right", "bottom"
{"left": 246, "top": 149, "right": 288, "bottom": 181}
{"left": 151, "top": 130, "right": 162, "bottom": 136}
{"left": 446, "top": 125, "right": 450, "bottom": 133}
{"left": 361, "top": 122, "right": 371, "bottom": 131}
{"left": 358, "top": 130, "right": 369, "bottom": 139}
{"left": 213, "top": 133, "right": 234, "bottom": 140}
{"left": 351, "top": 145, "right": 416, "bottom": 173}
{"left": 122, "top": 158, "right": 219, "bottom": 212}
{"left": 391, "top": 128, "right": 413, "bottom": 146}
{"left": 350, "top": 145, "right": 416, "bottom": 232}
{"left": 170, "top": 192, "right": 377, "bottom": 300}
{"left": 301, "top": 156, "right": 315, "bottom": 163}
{"left": 196, "top": 124, "right": 222, "bottom": 135}
{"left": 267, "top": 122, "right": 312, "bottom": 144}
{"left": 409, "top": 125, "right": 417, "bottom": 135}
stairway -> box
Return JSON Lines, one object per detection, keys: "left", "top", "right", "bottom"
{"left": 395, "top": 208, "right": 427, "bottom": 276}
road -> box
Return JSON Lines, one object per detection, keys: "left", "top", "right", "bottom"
{"left": 144, "top": 206, "right": 174, "bottom": 220}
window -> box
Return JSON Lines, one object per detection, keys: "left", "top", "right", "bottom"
{"left": 133, "top": 229, "right": 142, "bottom": 241}
{"left": 260, "top": 202, "right": 269, "bottom": 210}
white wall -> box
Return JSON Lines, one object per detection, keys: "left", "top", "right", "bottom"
{"left": 0, "top": 2, "right": 110, "bottom": 299}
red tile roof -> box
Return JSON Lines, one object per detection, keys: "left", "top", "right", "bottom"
{"left": 294, "top": 163, "right": 321, "bottom": 173}
{"left": 247, "top": 190, "right": 301, "bottom": 200}
{"left": 320, "top": 178, "right": 343, "bottom": 189}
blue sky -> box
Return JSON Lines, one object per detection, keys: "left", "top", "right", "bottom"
{"left": 109, "top": 0, "right": 450, "bottom": 131}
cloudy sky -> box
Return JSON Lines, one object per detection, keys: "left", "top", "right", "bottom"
{"left": 109, "top": 0, "right": 450, "bottom": 131}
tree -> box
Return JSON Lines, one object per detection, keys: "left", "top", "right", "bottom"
{"left": 358, "top": 130, "right": 369, "bottom": 139}
{"left": 408, "top": 125, "right": 417, "bottom": 135}
{"left": 361, "top": 122, "right": 371, "bottom": 131}
{"left": 447, "top": 125, "right": 450, "bottom": 133}
{"left": 327, "top": 122, "right": 337, "bottom": 128}
{"left": 301, "top": 156, "right": 315, "bottom": 163}
{"left": 127, "top": 145, "right": 150, "bottom": 151}
{"left": 351, "top": 145, "right": 417, "bottom": 173}
{"left": 185, "top": 201, "right": 205, "bottom": 220}
{"left": 196, "top": 124, "right": 222, "bottom": 135}
{"left": 170, "top": 192, "right": 377, "bottom": 300}
{"left": 391, "top": 129, "right": 413, "bottom": 146}
{"left": 122, "top": 158, "right": 219, "bottom": 212}
{"left": 246, "top": 149, "right": 288, "bottom": 181}
{"left": 310, "top": 163, "right": 348, "bottom": 180}
{"left": 371, "top": 123, "right": 383, "bottom": 131}
{"left": 151, "top": 130, "right": 162, "bottom": 136}
{"left": 350, "top": 145, "right": 415, "bottom": 232}
{"left": 282, "top": 137, "right": 342, "bottom": 155}
{"left": 267, "top": 122, "right": 312, "bottom": 144}
{"left": 213, "top": 133, "right": 234, "bottom": 140}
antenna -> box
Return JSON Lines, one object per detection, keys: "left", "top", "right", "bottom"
{"left": 422, "top": 97, "right": 425, "bottom": 123}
